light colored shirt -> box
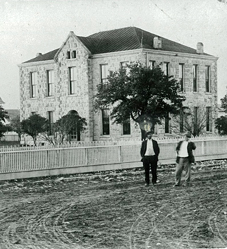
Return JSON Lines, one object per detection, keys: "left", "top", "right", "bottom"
{"left": 178, "top": 141, "right": 189, "bottom": 157}
{"left": 145, "top": 139, "right": 155, "bottom": 156}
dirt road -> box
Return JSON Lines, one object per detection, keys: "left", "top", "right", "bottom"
{"left": 0, "top": 164, "right": 227, "bottom": 249}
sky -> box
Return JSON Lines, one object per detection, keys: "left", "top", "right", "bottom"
{"left": 0, "top": 0, "right": 227, "bottom": 109}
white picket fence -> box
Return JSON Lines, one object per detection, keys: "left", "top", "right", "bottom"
{"left": 0, "top": 135, "right": 227, "bottom": 181}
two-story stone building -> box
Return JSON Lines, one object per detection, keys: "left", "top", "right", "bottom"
{"left": 19, "top": 26, "right": 218, "bottom": 141}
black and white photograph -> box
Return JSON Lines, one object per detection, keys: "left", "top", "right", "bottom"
{"left": 0, "top": 0, "right": 227, "bottom": 248}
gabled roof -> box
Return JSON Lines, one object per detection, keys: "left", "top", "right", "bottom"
{"left": 23, "top": 48, "right": 59, "bottom": 63}
{"left": 22, "top": 26, "right": 212, "bottom": 64}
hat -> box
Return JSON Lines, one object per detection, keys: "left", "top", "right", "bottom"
{"left": 185, "top": 132, "right": 191, "bottom": 138}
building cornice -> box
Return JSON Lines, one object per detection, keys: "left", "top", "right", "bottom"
{"left": 18, "top": 60, "right": 54, "bottom": 68}
{"left": 91, "top": 48, "right": 218, "bottom": 61}
{"left": 142, "top": 48, "right": 218, "bottom": 61}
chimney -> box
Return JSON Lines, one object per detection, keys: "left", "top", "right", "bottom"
{"left": 196, "top": 42, "right": 204, "bottom": 54}
{"left": 36, "top": 53, "right": 42, "bottom": 57}
{"left": 153, "top": 37, "right": 162, "bottom": 49}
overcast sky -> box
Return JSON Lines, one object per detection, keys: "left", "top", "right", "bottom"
{"left": 0, "top": 0, "right": 227, "bottom": 109}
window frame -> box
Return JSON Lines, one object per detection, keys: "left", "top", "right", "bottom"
{"left": 193, "top": 64, "right": 198, "bottom": 92}
{"left": 179, "top": 63, "right": 184, "bottom": 92}
{"left": 205, "top": 65, "right": 210, "bottom": 93}
{"left": 122, "top": 117, "right": 131, "bottom": 135}
{"left": 47, "top": 70, "right": 54, "bottom": 97}
{"left": 163, "top": 62, "right": 169, "bottom": 76}
{"left": 30, "top": 72, "right": 37, "bottom": 98}
{"left": 101, "top": 109, "right": 110, "bottom": 136}
{"left": 69, "top": 67, "right": 77, "bottom": 95}
{"left": 149, "top": 60, "right": 155, "bottom": 69}
{"left": 47, "top": 111, "right": 54, "bottom": 135}
{"left": 206, "top": 107, "right": 212, "bottom": 132}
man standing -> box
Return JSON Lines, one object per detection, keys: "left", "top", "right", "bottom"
{"left": 175, "top": 133, "right": 196, "bottom": 187}
{"left": 140, "top": 131, "right": 160, "bottom": 186}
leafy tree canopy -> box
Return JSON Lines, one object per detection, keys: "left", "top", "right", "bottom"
{"left": 95, "top": 62, "right": 186, "bottom": 133}
{"left": 53, "top": 110, "right": 87, "bottom": 143}
{"left": 0, "top": 106, "right": 9, "bottom": 138}
{"left": 221, "top": 94, "right": 227, "bottom": 112}
{"left": 215, "top": 116, "right": 227, "bottom": 135}
{"left": 21, "top": 114, "right": 49, "bottom": 145}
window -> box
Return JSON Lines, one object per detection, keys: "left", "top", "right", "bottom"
{"left": 122, "top": 118, "right": 131, "bottom": 135}
{"left": 67, "top": 51, "right": 71, "bottom": 59}
{"left": 193, "top": 65, "right": 198, "bottom": 92}
{"left": 100, "top": 64, "right": 108, "bottom": 84}
{"left": 120, "top": 61, "right": 130, "bottom": 74}
{"left": 30, "top": 72, "right": 37, "bottom": 98}
{"left": 102, "top": 109, "right": 110, "bottom": 135}
{"left": 47, "top": 111, "right": 54, "bottom": 135}
{"left": 205, "top": 66, "right": 210, "bottom": 92}
{"left": 193, "top": 107, "right": 198, "bottom": 135}
{"left": 179, "top": 64, "right": 184, "bottom": 92}
{"left": 165, "top": 113, "right": 170, "bottom": 133}
{"left": 206, "top": 107, "right": 212, "bottom": 132}
{"left": 72, "top": 50, "right": 76, "bottom": 58}
{"left": 69, "top": 67, "right": 77, "bottom": 94}
{"left": 47, "top": 70, "right": 54, "bottom": 96}
{"left": 149, "top": 60, "right": 155, "bottom": 69}
{"left": 163, "top": 62, "right": 169, "bottom": 76}
{"left": 180, "top": 107, "right": 189, "bottom": 133}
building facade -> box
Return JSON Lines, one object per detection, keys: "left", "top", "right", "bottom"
{"left": 19, "top": 27, "right": 218, "bottom": 141}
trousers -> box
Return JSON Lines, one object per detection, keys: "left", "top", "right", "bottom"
{"left": 142, "top": 156, "right": 158, "bottom": 185}
{"left": 175, "top": 157, "right": 191, "bottom": 185}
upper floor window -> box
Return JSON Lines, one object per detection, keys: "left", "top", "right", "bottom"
{"left": 205, "top": 66, "right": 210, "bottom": 92}
{"left": 193, "top": 65, "right": 198, "bottom": 92}
{"left": 102, "top": 109, "right": 110, "bottom": 135}
{"left": 30, "top": 72, "right": 37, "bottom": 98}
{"left": 122, "top": 117, "right": 131, "bottom": 135}
{"left": 179, "top": 64, "right": 184, "bottom": 92}
{"left": 47, "top": 111, "right": 54, "bottom": 135}
{"left": 69, "top": 67, "right": 77, "bottom": 95}
{"left": 149, "top": 60, "right": 155, "bottom": 69}
{"left": 163, "top": 62, "right": 169, "bottom": 76}
{"left": 120, "top": 61, "right": 130, "bottom": 74}
{"left": 100, "top": 64, "right": 108, "bottom": 84}
{"left": 47, "top": 70, "right": 54, "bottom": 96}
{"left": 67, "top": 50, "right": 76, "bottom": 59}
{"left": 72, "top": 50, "right": 76, "bottom": 58}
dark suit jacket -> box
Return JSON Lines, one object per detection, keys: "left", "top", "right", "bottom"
{"left": 140, "top": 139, "right": 160, "bottom": 162}
{"left": 176, "top": 140, "right": 196, "bottom": 163}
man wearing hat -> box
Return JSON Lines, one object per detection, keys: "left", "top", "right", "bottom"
{"left": 175, "top": 132, "right": 196, "bottom": 187}
{"left": 140, "top": 131, "right": 160, "bottom": 186}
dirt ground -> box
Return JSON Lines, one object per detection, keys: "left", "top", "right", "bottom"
{"left": 0, "top": 161, "right": 227, "bottom": 249}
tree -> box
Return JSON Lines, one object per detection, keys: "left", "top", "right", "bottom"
{"left": 171, "top": 106, "right": 207, "bottom": 136}
{"left": 0, "top": 106, "right": 9, "bottom": 139}
{"left": 10, "top": 115, "right": 22, "bottom": 142}
{"left": 95, "top": 62, "right": 186, "bottom": 140}
{"left": 44, "top": 110, "right": 87, "bottom": 145}
{"left": 220, "top": 94, "right": 227, "bottom": 112}
{"left": 215, "top": 116, "right": 227, "bottom": 135}
{"left": 21, "top": 114, "right": 49, "bottom": 146}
